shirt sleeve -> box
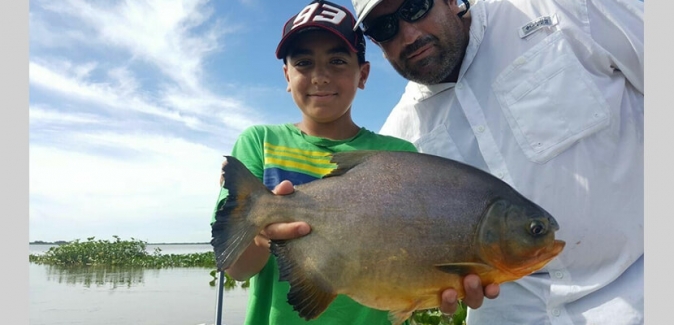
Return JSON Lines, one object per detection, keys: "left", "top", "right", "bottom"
{"left": 230, "top": 127, "right": 265, "bottom": 180}
{"left": 587, "top": 0, "right": 644, "bottom": 93}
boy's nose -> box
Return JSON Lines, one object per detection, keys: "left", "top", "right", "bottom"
{"left": 312, "top": 68, "right": 330, "bottom": 84}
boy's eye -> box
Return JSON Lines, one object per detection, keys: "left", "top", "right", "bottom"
{"left": 293, "top": 60, "right": 312, "bottom": 67}
{"left": 331, "top": 58, "right": 347, "bottom": 65}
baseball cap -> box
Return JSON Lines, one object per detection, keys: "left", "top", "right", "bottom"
{"left": 351, "top": 0, "right": 385, "bottom": 30}
{"left": 275, "top": 0, "right": 366, "bottom": 61}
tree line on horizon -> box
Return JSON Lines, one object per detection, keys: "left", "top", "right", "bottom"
{"left": 30, "top": 240, "right": 211, "bottom": 245}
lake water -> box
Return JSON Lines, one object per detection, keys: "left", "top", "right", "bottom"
{"left": 29, "top": 244, "right": 249, "bottom": 325}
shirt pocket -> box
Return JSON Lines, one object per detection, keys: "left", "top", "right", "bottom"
{"left": 413, "top": 124, "right": 466, "bottom": 161}
{"left": 492, "top": 31, "right": 610, "bottom": 164}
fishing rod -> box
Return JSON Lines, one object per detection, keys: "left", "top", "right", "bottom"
{"left": 214, "top": 269, "right": 225, "bottom": 325}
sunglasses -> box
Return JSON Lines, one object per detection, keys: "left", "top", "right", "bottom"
{"left": 363, "top": 0, "right": 434, "bottom": 43}
{"left": 363, "top": 0, "right": 471, "bottom": 43}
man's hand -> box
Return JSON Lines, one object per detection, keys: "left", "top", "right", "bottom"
{"left": 439, "top": 275, "right": 500, "bottom": 314}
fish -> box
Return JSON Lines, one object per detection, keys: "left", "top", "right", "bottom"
{"left": 211, "top": 150, "right": 565, "bottom": 325}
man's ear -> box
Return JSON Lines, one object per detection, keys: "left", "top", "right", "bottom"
{"left": 358, "top": 61, "right": 371, "bottom": 89}
{"left": 283, "top": 65, "right": 291, "bottom": 92}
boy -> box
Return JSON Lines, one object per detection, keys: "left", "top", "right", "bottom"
{"left": 211, "top": 1, "right": 416, "bottom": 324}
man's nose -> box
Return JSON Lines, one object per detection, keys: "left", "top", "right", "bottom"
{"left": 397, "top": 19, "right": 424, "bottom": 47}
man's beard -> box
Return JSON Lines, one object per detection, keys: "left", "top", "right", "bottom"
{"left": 393, "top": 35, "right": 466, "bottom": 85}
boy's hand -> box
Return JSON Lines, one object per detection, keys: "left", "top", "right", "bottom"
{"left": 272, "top": 179, "right": 295, "bottom": 195}
{"left": 253, "top": 180, "right": 310, "bottom": 248}
{"left": 439, "top": 275, "right": 500, "bottom": 314}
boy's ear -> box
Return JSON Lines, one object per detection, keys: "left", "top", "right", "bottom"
{"left": 283, "top": 65, "right": 291, "bottom": 92}
{"left": 358, "top": 62, "right": 371, "bottom": 90}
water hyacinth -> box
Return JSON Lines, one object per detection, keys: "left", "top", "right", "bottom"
{"left": 29, "top": 236, "right": 247, "bottom": 288}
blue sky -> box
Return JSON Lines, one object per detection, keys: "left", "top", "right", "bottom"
{"left": 28, "top": 0, "right": 409, "bottom": 243}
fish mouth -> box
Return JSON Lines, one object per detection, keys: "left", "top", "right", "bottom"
{"left": 488, "top": 239, "right": 565, "bottom": 279}
{"left": 509, "top": 240, "right": 566, "bottom": 276}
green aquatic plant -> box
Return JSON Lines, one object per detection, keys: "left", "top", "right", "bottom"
{"left": 29, "top": 236, "right": 249, "bottom": 289}
{"left": 411, "top": 302, "right": 467, "bottom": 325}
{"left": 29, "top": 235, "right": 151, "bottom": 266}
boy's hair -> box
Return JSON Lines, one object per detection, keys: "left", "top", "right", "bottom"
{"left": 275, "top": 0, "right": 367, "bottom": 64}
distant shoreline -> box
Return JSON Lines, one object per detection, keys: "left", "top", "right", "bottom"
{"left": 29, "top": 242, "right": 210, "bottom": 245}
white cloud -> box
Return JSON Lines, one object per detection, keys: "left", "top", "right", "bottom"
{"left": 30, "top": 0, "right": 261, "bottom": 130}
{"left": 29, "top": 11, "right": 90, "bottom": 50}
{"left": 29, "top": 59, "right": 262, "bottom": 134}
{"left": 30, "top": 61, "right": 196, "bottom": 124}
{"left": 30, "top": 133, "right": 223, "bottom": 196}
{"left": 36, "top": 0, "right": 226, "bottom": 92}
{"left": 30, "top": 105, "right": 103, "bottom": 125}
{"left": 29, "top": 133, "right": 226, "bottom": 242}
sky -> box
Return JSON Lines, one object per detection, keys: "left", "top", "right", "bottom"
{"left": 28, "top": 0, "right": 409, "bottom": 243}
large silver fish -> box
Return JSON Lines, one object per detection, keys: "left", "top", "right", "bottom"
{"left": 211, "top": 150, "right": 565, "bottom": 325}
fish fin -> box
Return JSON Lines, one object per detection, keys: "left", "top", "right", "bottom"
{"left": 434, "top": 262, "right": 494, "bottom": 276}
{"left": 387, "top": 311, "right": 413, "bottom": 325}
{"left": 271, "top": 240, "right": 337, "bottom": 320}
{"left": 323, "top": 150, "right": 381, "bottom": 178}
{"left": 387, "top": 303, "right": 418, "bottom": 325}
{"left": 210, "top": 156, "right": 270, "bottom": 271}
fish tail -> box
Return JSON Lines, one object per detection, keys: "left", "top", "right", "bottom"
{"left": 211, "top": 155, "right": 271, "bottom": 271}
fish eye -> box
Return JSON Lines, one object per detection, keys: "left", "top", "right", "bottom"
{"left": 529, "top": 220, "right": 547, "bottom": 236}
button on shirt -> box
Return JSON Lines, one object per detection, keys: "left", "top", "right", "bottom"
{"left": 379, "top": 0, "right": 644, "bottom": 324}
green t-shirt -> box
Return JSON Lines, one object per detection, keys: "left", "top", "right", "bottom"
{"left": 212, "top": 123, "right": 417, "bottom": 325}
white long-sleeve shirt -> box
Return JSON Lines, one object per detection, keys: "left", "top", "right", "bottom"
{"left": 379, "top": 0, "right": 644, "bottom": 324}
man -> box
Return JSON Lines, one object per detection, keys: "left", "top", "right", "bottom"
{"left": 350, "top": 0, "right": 644, "bottom": 324}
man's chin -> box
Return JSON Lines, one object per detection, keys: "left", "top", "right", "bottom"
{"left": 403, "top": 68, "right": 450, "bottom": 85}
{"left": 398, "top": 58, "right": 456, "bottom": 85}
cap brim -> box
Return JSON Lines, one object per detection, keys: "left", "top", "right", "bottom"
{"left": 353, "top": 0, "right": 386, "bottom": 31}
{"left": 276, "top": 24, "right": 359, "bottom": 59}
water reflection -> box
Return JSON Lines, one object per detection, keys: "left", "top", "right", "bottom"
{"left": 43, "top": 264, "right": 147, "bottom": 288}
{"left": 29, "top": 244, "right": 249, "bottom": 324}
{"left": 30, "top": 263, "right": 249, "bottom": 325}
